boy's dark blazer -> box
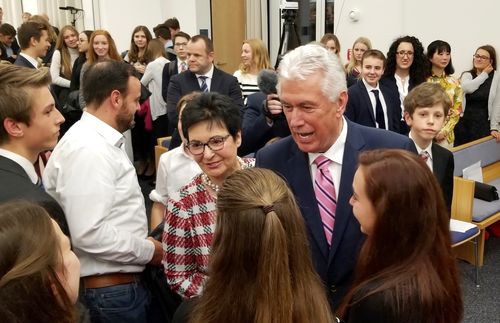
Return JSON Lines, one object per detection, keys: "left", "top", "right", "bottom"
{"left": 0, "top": 155, "right": 70, "bottom": 235}
{"left": 346, "top": 80, "right": 401, "bottom": 133}
{"left": 431, "top": 143, "right": 454, "bottom": 210}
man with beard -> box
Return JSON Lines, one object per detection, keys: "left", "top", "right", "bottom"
{"left": 43, "top": 60, "right": 163, "bottom": 323}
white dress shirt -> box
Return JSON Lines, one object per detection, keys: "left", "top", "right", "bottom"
{"left": 308, "top": 117, "right": 348, "bottom": 193}
{"left": 141, "top": 56, "right": 170, "bottom": 120}
{"left": 363, "top": 79, "right": 389, "bottom": 130}
{"left": 43, "top": 112, "right": 154, "bottom": 277}
{"left": 0, "top": 148, "right": 38, "bottom": 184}
{"left": 395, "top": 73, "right": 410, "bottom": 120}
{"left": 149, "top": 145, "right": 201, "bottom": 205}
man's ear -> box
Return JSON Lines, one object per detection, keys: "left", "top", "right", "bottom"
{"left": 3, "top": 118, "right": 24, "bottom": 138}
{"left": 403, "top": 111, "right": 413, "bottom": 126}
{"left": 109, "top": 90, "right": 122, "bottom": 111}
{"left": 336, "top": 90, "right": 348, "bottom": 116}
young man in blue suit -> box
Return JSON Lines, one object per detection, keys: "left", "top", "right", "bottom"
{"left": 346, "top": 49, "right": 402, "bottom": 133}
{"left": 14, "top": 21, "right": 50, "bottom": 69}
{"left": 255, "top": 44, "right": 416, "bottom": 309}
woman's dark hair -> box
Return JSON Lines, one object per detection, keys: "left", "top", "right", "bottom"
{"left": 0, "top": 201, "right": 77, "bottom": 323}
{"left": 384, "top": 35, "right": 428, "bottom": 85}
{"left": 466, "top": 45, "right": 497, "bottom": 77}
{"left": 182, "top": 92, "right": 242, "bottom": 141}
{"left": 338, "top": 149, "right": 462, "bottom": 323}
{"left": 189, "top": 168, "right": 333, "bottom": 323}
{"left": 427, "top": 40, "right": 455, "bottom": 76}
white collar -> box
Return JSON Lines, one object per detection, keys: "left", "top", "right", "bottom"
{"left": 308, "top": 116, "right": 348, "bottom": 166}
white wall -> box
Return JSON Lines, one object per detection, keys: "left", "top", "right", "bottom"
{"left": 334, "top": 0, "right": 500, "bottom": 76}
{"left": 79, "top": 0, "right": 211, "bottom": 53}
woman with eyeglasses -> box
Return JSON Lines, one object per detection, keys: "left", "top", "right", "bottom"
{"left": 425, "top": 40, "right": 463, "bottom": 148}
{"left": 162, "top": 92, "right": 254, "bottom": 299}
{"left": 455, "top": 45, "right": 500, "bottom": 144}
{"left": 382, "top": 36, "right": 428, "bottom": 135}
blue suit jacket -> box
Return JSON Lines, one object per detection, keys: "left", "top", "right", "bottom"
{"left": 346, "top": 80, "right": 401, "bottom": 133}
{"left": 14, "top": 54, "right": 37, "bottom": 68}
{"left": 239, "top": 91, "right": 290, "bottom": 156}
{"left": 255, "top": 120, "right": 416, "bottom": 309}
{"left": 166, "top": 66, "right": 243, "bottom": 133}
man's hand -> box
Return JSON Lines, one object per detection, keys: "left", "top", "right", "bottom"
{"left": 266, "top": 94, "right": 283, "bottom": 115}
{"left": 147, "top": 237, "right": 163, "bottom": 266}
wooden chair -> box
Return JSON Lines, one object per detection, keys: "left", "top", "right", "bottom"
{"left": 154, "top": 136, "right": 171, "bottom": 171}
{"left": 450, "top": 176, "right": 480, "bottom": 286}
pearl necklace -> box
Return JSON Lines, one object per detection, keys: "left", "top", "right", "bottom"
{"left": 202, "top": 157, "right": 246, "bottom": 194}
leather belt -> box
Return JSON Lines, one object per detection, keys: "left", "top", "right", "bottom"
{"left": 83, "top": 273, "right": 141, "bottom": 289}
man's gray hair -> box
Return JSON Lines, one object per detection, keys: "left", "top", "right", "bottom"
{"left": 277, "top": 44, "right": 346, "bottom": 102}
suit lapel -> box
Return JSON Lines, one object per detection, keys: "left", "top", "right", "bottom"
{"left": 359, "top": 82, "right": 376, "bottom": 125}
{"left": 328, "top": 121, "right": 365, "bottom": 264}
{"left": 431, "top": 144, "right": 445, "bottom": 183}
{"left": 210, "top": 67, "right": 221, "bottom": 92}
{"left": 286, "top": 143, "right": 329, "bottom": 260}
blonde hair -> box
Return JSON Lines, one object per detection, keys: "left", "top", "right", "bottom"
{"left": 55, "top": 25, "right": 79, "bottom": 79}
{"left": 238, "top": 38, "right": 271, "bottom": 74}
{"left": 346, "top": 36, "right": 372, "bottom": 74}
{"left": 190, "top": 168, "right": 333, "bottom": 323}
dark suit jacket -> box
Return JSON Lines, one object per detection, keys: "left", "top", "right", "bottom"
{"left": 14, "top": 54, "right": 36, "bottom": 68}
{"left": 346, "top": 80, "right": 401, "bottom": 133}
{"left": 255, "top": 120, "right": 416, "bottom": 309}
{"left": 431, "top": 143, "right": 454, "bottom": 210}
{"left": 0, "top": 38, "right": 20, "bottom": 63}
{"left": 166, "top": 66, "right": 244, "bottom": 133}
{"left": 239, "top": 91, "right": 290, "bottom": 156}
{"left": 0, "top": 156, "right": 70, "bottom": 236}
{"left": 162, "top": 59, "right": 179, "bottom": 103}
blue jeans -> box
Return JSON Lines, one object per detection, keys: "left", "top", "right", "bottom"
{"left": 83, "top": 281, "right": 151, "bottom": 323}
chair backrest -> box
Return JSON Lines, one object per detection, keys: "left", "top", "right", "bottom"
{"left": 452, "top": 136, "right": 500, "bottom": 177}
{"left": 451, "top": 176, "right": 475, "bottom": 222}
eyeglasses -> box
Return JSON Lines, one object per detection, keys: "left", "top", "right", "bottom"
{"left": 473, "top": 54, "right": 491, "bottom": 61}
{"left": 396, "top": 50, "right": 414, "bottom": 57}
{"left": 186, "top": 134, "right": 231, "bottom": 155}
{"left": 175, "top": 42, "right": 188, "bottom": 47}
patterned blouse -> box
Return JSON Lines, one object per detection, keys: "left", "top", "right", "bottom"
{"left": 427, "top": 73, "right": 463, "bottom": 145}
{"left": 162, "top": 158, "right": 254, "bottom": 298}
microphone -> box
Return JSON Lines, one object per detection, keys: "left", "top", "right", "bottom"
{"left": 59, "top": 6, "right": 83, "bottom": 11}
{"left": 257, "top": 69, "right": 278, "bottom": 95}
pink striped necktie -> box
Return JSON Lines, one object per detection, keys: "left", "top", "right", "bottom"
{"left": 313, "top": 155, "right": 337, "bottom": 246}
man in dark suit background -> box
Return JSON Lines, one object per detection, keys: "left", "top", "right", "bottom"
{"left": 346, "top": 49, "right": 402, "bottom": 134}
{"left": 166, "top": 34, "right": 243, "bottom": 139}
{"left": 256, "top": 44, "right": 416, "bottom": 309}
{"left": 14, "top": 21, "right": 50, "bottom": 68}
{"left": 0, "top": 23, "right": 20, "bottom": 63}
{"left": 0, "top": 64, "right": 68, "bottom": 235}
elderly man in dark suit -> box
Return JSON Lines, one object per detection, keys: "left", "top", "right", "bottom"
{"left": 14, "top": 21, "right": 50, "bottom": 69}
{"left": 166, "top": 34, "right": 243, "bottom": 140}
{"left": 0, "top": 64, "right": 68, "bottom": 235}
{"left": 256, "top": 44, "right": 416, "bottom": 309}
